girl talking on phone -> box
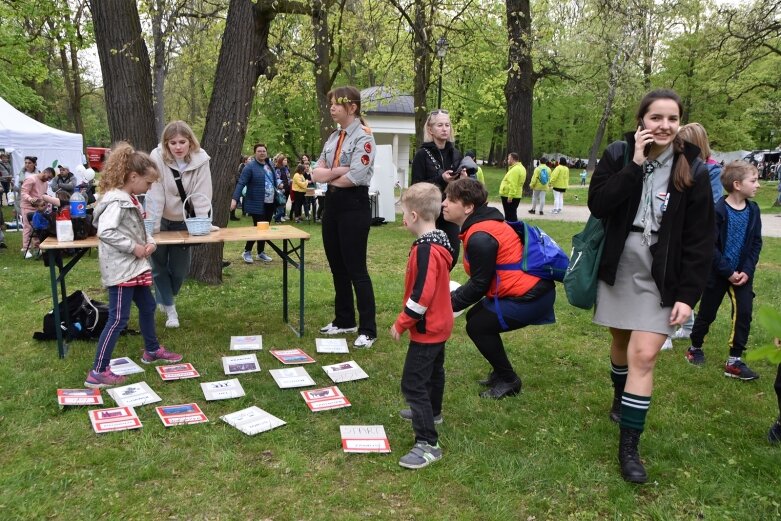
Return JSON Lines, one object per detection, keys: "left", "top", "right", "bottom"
{"left": 588, "top": 89, "right": 714, "bottom": 483}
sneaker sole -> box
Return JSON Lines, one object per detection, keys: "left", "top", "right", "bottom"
{"left": 141, "top": 356, "right": 184, "bottom": 365}
{"left": 320, "top": 327, "right": 358, "bottom": 335}
{"left": 399, "top": 456, "right": 441, "bottom": 469}
{"left": 723, "top": 372, "right": 759, "bottom": 381}
{"left": 84, "top": 381, "right": 111, "bottom": 389}
{"left": 685, "top": 357, "right": 705, "bottom": 366}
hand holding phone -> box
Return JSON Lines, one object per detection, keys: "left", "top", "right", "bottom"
{"left": 639, "top": 122, "right": 652, "bottom": 156}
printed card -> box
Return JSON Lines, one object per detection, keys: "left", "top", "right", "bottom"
{"left": 270, "top": 348, "right": 316, "bottom": 365}
{"left": 106, "top": 381, "right": 162, "bottom": 408}
{"left": 230, "top": 335, "right": 263, "bottom": 351}
{"left": 89, "top": 406, "right": 142, "bottom": 433}
{"left": 315, "top": 337, "right": 349, "bottom": 354}
{"left": 222, "top": 354, "right": 261, "bottom": 375}
{"left": 221, "top": 406, "right": 286, "bottom": 436}
{"left": 155, "top": 403, "right": 208, "bottom": 427}
{"left": 340, "top": 425, "right": 391, "bottom": 453}
{"left": 156, "top": 363, "right": 200, "bottom": 381}
{"left": 322, "top": 360, "right": 368, "bottom": 383}
{"left": 301, "top": 386, "right": 351, "bottom": 412}
{"left": 268, "top": 367, "right": 316, "bottom": 389}
{"left": 58, "top": 388, "right": 102, "bottom": 407}
{"left": 201, "top": 378, "right": 245, "bottom": 401}
{"left": 108, "top": 357, "right": 145, "bottom": 375}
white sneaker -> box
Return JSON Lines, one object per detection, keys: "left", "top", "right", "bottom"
{"left": 257, "top": 252, "right": 272, "bottom": 263}
{"left": 353, "top": 334, "right": 376, "bottom": 349}
{"left": 165, "top": 305, "right": 179, "bottom": 328}
{"left": 319, "top": 323, "right": 358, "bottom": 335}
{"left": 672, "top": 327, "right": 691, "bottom": 340}
{"left": 661, "top": 337, "right": 673, "bottom": 350}
{"left": 24, "top": 250, "right": 33, "bottom": 259}
{"left": 242, "top": 251, "right": 254, "bottom": 264}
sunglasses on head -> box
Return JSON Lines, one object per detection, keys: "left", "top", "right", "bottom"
{"left": 429, "top": 109, "right": 449, "bottom": 116}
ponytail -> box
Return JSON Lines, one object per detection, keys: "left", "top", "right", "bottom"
{"left": 671, "top": 134, "right": 693, "bottom": 192}
{"left": 100, "top": 142, "right": 158, "bottom": 193}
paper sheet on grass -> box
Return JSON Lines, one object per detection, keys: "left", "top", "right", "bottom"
{"left": 315, "top": 338, "right": 349, "bottom": 354}
{"left": 269, "top": 367, "right": 316, "bottom": 389}
{"left": 155, "top": 403, "right": 208, "bottom": 426}
{"left": 222, "top": 354, "right": 261, "bottom": 375}
{"left": 340, "top": 425, "right": 390, "bottom": 453}
{"left": 322, "top": 360, "right": 368, "bottom": 383}
{"left": 89, "top": 406, "right": 142, "bottom": 433}
{"left": 201, "top": 378, "right": 245, "bottom": 401}
{"left": 230, "top": 335, "right": 263, "bottom": 351}
{"left": 301, "top": 386, "right": 351, "bottom": 412}
{"left": 221, "top": 406, "right": 286, "bottom": 436}
{"left": 107, "top": 382, "right": 162, "bottom": 407}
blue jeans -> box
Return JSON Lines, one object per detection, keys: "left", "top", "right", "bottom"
{"left": 93, "top": 284, "right": 159, "bottom": 372}
{"left": 401, "top": 340, "right": 445, "bottom": 445}
{"left": 150, "top": 219, "right": 190, "bottom": 306}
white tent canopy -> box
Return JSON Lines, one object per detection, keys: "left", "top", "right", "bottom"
{"left": 0, "top": 95, "right": 84, "bottom": 178}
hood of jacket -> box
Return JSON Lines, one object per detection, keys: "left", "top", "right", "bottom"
{"left": 154, "top": 145, "right": 211, "bottom": 172}
{"left": 93, "top": 189, "right": 138, "bottom": 224}
{"left": 460, "top": 204, "right": 505, "bottom": 234}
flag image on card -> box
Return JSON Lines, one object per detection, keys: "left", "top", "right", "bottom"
{"left": 108, "top": 357, "right": 145, "bottom": 375}
{"left": 230, "top": 335, "right": 263, "bottom": 351}
{"left": 340, "top": 425, "right": 391, "bottom": 453}
{"left": 221, "top": 406, "right": 286, "bottom": 436}
{"left": 322, "top": 360, "right": 368, "bottom": 383}
{"left": 155, "top": 403, "right": 208, "bottom": 427}
{"left": 315, "top": 337, "right": 349, "bottom": 354}
{"left": 201, "top": 378, "right": 246, "bottom": 401}
{"left": 156, "top": 363, "right": 200, "bottom": 381}
{"left": 301, "top": 386, "right": 351, "bottom": 412}
{"left": 270, "top": 348, "right": 316, "bottom": 365}
{"left": 89, "top": 406, "right": 142, "bottom": 433}
{"left": 58, "top": 388, "right": 102, "bottom": 407}
{"left": 222, "top": 354, "right": 261, "bottom": 375}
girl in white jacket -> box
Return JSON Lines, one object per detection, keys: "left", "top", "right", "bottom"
{"left": 84, "top": 143, "right": 183, "bottom": 389}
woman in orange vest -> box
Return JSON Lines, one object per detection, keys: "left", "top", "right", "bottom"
{"left": 443, "top": 178, "right": 556, "bottom": 399}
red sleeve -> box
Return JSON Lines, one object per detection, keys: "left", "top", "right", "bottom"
{"left": 394, "top": 242, "right": 439, "bottom": 333}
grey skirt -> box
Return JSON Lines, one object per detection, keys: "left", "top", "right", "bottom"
{"left": 593, "top": 231, "right": 673, "bottom": 335}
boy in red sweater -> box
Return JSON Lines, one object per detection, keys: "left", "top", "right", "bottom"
{"left": 391, "top": 182, "right": 455, "bottom": 469}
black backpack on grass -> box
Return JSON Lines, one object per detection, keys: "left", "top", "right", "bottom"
{"left": 33, "top": 291, "right": 109, "bottom": 342}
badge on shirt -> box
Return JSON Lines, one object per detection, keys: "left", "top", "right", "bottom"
{"left": 364, "top": 142, "right": 372, "bottom": 154}
{"left": 360, "top": 155, "right": 370, "bottom": 166}
{"left": 657, "top": 192, "right": 670, "bottom": 213}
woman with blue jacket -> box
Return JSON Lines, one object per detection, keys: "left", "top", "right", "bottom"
{"left": 231, "top": 143, "right": 276, "bottom": 264}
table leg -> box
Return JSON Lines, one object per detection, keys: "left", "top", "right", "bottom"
{"left": 298, "top": 238, "right": 305, "bottom": 336}
{"left": 48, "top": 250, "right": 67, "bottom": 359}
{"left": 282, "top": 239, "right": 289, "bottom": 323}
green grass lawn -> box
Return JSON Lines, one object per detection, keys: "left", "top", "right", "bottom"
{"left": 1, "top": 218, "right": 780, "bottom": 520}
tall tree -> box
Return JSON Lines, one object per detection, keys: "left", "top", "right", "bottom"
{"left": 88, "top": 0, "right": 157, "bottom": 150}
{"left": 505, "top": 0, "right": 533, "bottom": 186}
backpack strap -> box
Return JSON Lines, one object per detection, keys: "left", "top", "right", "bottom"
{"left": 170, "top": 168, "right": 195, "bottom": 218}
{"left": 422, "top": 148, "right": 442, "bottom": 171}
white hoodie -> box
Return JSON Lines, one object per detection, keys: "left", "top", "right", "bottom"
{"left": 146, "top": 146, "right": 212, "bottom": 231}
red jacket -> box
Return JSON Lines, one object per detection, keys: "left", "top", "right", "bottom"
{"left": 394, "top": 230, "right": 454, "bottom": 344}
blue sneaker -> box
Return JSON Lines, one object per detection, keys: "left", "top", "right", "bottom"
{"left": 399, "top": 442, "right": 442, "bottom": 469}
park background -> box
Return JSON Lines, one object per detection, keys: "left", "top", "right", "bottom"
{"left": 2, "top": 0, "right": 781, "bottom": 519}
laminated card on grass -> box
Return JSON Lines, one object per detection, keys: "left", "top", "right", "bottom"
{"left": 155, "top": 403, "right": 208, "bottom": 427}
{"left": 58, "top": 388, "right": 103, "bottom": 407}
{"left": 89, "top": 406, "right": 142, "bottom": 433}
{"left": 201, "top": 378, "right": 246, "bottom": 401}
{"left": 322, "top": 360, "right": 368, "bottom": 383}
{"left": 340, "top": 425, "right": 391, "bottom": 453}
{"left": 109, "top": 357, "right": 145, "bottom": 375}
{"left": 106, "top": 382, "right": 162, "bottom": 407}
{"left": 221, "top": 406, "right": 286, "bottom": 436}
{"left": 269, "top": 367, "right": 316, "bottom": 389}
{"left": 156, "top": 363, "right": 200, "bottom": 381}
{"left": 315, "top": 337, "right": 349, "bottom": 354}
{"left": 230, "top": 335, "right": 263, "bottom": 351}
{"left": 270, "top": 348, "right": 316, "bottom": 365}
{"left": 301, "top": 386, "right": 351, "bottom": 412}
{"left": 222, "top": 354, "right": 261, "bottom": 375}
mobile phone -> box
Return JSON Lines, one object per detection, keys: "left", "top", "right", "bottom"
{"left": 639, "top": 121, "right": 652, "bottom": 156}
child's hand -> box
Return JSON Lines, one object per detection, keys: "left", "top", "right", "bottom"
{"left": 133, "top": 244, "right": 146, "bottom": 259}
{"left": 390, "top": 324, "right": 401, "bottom": 342}
{"left": 731, "top": 272, "right": 749, "bottom": 286}
{"left": 144, "top": 243, "right": 156, "bottom": 257}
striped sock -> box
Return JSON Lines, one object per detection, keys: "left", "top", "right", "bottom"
{"left": 610, "top": 362, "right": 628, "bottom": 400}
{"left": 620, "top": 392, "right": 651, "bottom": 432}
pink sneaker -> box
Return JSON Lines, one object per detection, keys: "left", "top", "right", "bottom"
{"left": 141, "top": 346, "right": 183, "bottom": 364}
{"left": 84, "top": 368, "right": 127, "bottom": 389}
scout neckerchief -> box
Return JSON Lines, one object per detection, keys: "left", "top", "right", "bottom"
{"left": 333, "top": 130, "right": 347, "bottom": 167}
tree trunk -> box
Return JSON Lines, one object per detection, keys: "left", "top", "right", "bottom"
{"left": 150, "top": 0, "right": 167, "bottom": 138}
{"left": 412, "top": 1, "right": 432, "bottom": 150}
{"left": 312, "top": 1, "right": 333, "bottom": 144}
{"left": 191, "top": 0, "right": 275, "bottom": 284}
{"left": 504, "top": 0, "right": 534, "bottom": 196}
{"left": 88, "top": 0, "right": 157, "bottom": 151}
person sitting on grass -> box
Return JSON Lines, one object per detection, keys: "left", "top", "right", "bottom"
{"left": 391, "top": 182, "right": 454, "bottom": 469}
{"left": 686, "top": 161, "right": 762, "bottom": 380}
{"left": 84, "top": 142, "right": 182, "bottom": 389}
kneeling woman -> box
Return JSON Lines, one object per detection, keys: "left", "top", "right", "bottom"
{"left": 444, "top": 178, "right": 556, "bottom": 399}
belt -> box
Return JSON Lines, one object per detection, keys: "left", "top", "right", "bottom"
{"left": 328, "top": 185, "right": 368, "bottom": 193}
{"left": 630, "top": 225, "right": 658, "bottom": 235}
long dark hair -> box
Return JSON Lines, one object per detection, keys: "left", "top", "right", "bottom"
{"left": 636, "top": 89, "right": 692, "bottom": 192}
{"left": 327, "top": 86, "right": 367, "bottom": 127}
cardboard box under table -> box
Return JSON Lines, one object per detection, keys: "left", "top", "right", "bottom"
{"left": 39, "top": 226, "right": 310, "bottom": 358}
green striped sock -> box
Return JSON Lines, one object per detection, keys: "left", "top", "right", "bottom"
{"left": 620, "top": 392, "right": 651, "bottom": 432}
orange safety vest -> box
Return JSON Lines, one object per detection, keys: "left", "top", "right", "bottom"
{"left": 461, "top": 220, "right": 540, "bottom": 298}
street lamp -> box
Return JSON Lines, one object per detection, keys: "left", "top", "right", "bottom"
{"left": 436, "top": 36, "right": 448, "bottom": 109}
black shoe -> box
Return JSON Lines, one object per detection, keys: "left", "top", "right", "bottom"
{"left": 769, "top": 420, "right": 781, "bottom": 444}
{"left": 618, "top": 427, "right": 647, "bottom": 483}
{"left": 0, "top": 242, "right": 6, "bottom": 249}
{"left": 609, "top": 397, "right": 621, "bottom": 423}
{"left": 528, "top": 209, "right": 536, "bottom": 214}
{"left": 478, "top": 370, "right": 500, "bottom": 387}
{"left": 229, "top": 216, "right": 240, "bottom": 221}
{"left": 480, "top": 377, "right": 521, "bottom": 399}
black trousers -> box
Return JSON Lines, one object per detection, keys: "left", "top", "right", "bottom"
{"left": 690, "top": 276, "right": 754, "bottom": 357}
{"left": 501, "top": 196, "right": 520, "bottom": 222}
{"left": 321, "top": 186, "right": 376, "bottom": 337}
{"left": 244, "top": 204, "right": 274, "bottom": 253}
{"left": 436, "top": 213, "right": 460, "bottom": 268}
{"left": 401, "top": 340, "right": 445, "bottom": 445}
{"left": 465, "top": 302, "right": 526, "bottom": 383}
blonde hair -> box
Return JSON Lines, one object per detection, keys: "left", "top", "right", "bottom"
{"left": 679, "top": 122, "right": 711, "bottom": 161}
{"left": 401, "top": 182, "right": 442, "bottom": 221}
{"left": 160, "top": 120, "right": 200, "bottom": 164}
{"left": 721, "top": 160, "right": 757, "bottom": 193}
{"left": 423, "top": 110, "right": 455, "bottom": 143}
{"left": 99, "top": 142, "right": 159, "bottom": 193}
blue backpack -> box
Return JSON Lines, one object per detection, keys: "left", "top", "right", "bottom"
{"left": 538, "top": 167, "right": 550, "bottom": 185}
{"left": 498, "top": 220, "right": 569, "bottom": 282}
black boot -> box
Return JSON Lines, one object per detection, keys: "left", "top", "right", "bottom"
{"left": 478, "top": 370, "right": 500, "bottom": 387}
{"left": 480, "top": 377, "right": 522, "bottom": 399}
{"left": 230, "top": 210, "right": 240, "bottom": 221}
{"left": 609, "top": 397, "right": 621, "bottom": 423}
{"left": 618, "top": 427, "right": 647, "bottom": 483}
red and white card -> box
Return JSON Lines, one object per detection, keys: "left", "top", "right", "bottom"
{"left": 340, "top": 425, "right": 391, "bottom": 453}
{"left": 58, "top": 388, "right": 102, "bottom": 407}
{"left": 155, "top": 403, "right": 208, "bottom": 427}
{"left": 301, "top": 386, "right": 351, "bottom": 412}
{"left": 89, "top": 406, "right": 142, "bottom": 433}
{"left": 156, "top": 363, "right": 200, "bottom": 381}
{"left": 270, "top": 348, "right": 316, "bottom": 365}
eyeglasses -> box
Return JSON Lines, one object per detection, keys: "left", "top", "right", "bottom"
{"left": 429, "top": 109, "right": 449, "bottom": 115}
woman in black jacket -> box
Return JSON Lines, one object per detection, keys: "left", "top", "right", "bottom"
{"left": 587, "top": 89, "right": 714, "bottom": 484}
{"left": 411, "top": 110, "right": 465, "bottom": 266}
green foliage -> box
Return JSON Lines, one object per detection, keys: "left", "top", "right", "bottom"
{"left": 745, "top": 307, "right": 781, "bottom": 364}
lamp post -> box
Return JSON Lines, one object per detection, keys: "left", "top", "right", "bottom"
{"left": 436, "top": 36, "right": 448, "bottom": 109}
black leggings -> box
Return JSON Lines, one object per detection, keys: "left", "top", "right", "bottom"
{"left": 465, "top": 303, "right": 528, "bottom": 383}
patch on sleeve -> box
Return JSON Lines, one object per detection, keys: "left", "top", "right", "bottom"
{"left": 361, "top": 155, "right": 370, "bottom": 166}
{"left": 364, "top": 142, "right": 372, "bottom": 154}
